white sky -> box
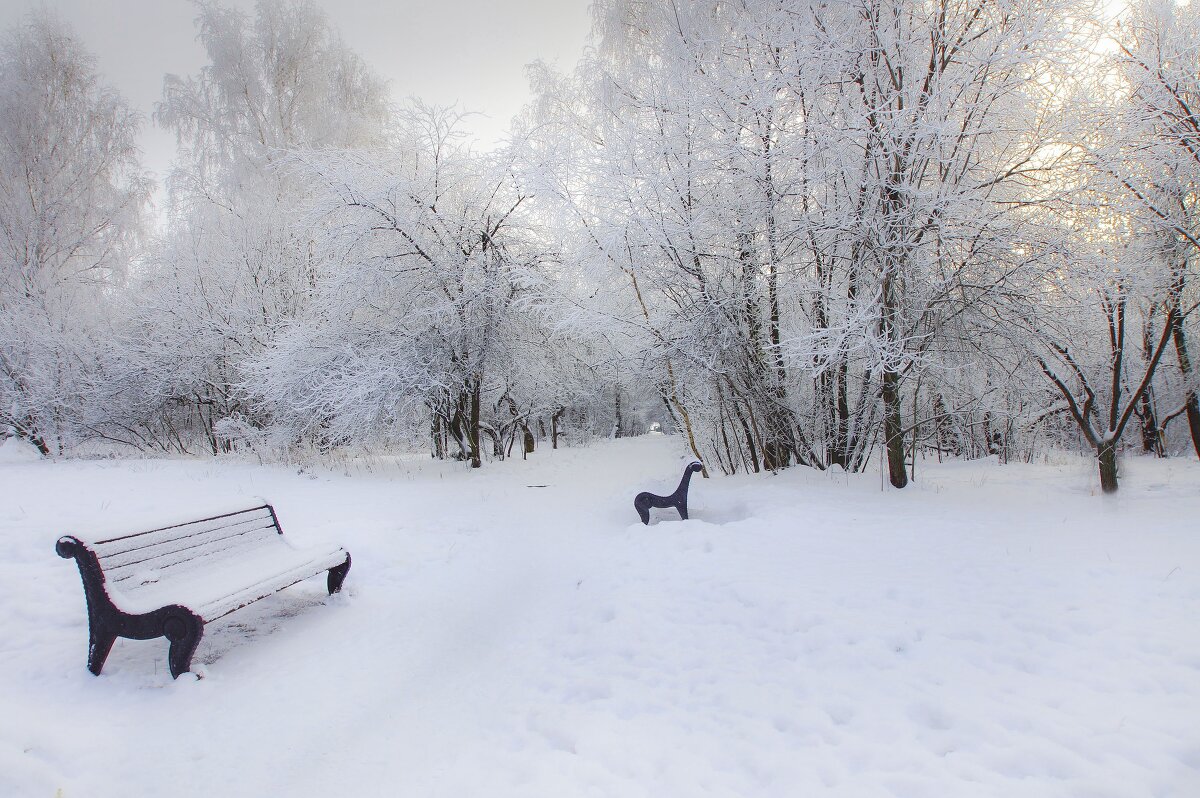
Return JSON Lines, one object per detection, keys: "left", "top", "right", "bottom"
{"left": 0, "top": 0, "right": 593, "bottom": 197}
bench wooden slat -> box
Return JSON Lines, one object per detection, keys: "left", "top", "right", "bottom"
{"left": 105, "top": 530, "right": 282, "bottom": 589}
{"left": 92, "top": 507, "right": 276, "bottom": 559}
{"left": 91, "top": 506, "right": 277, "bottom": 546}
{"left": 101, "top": 520, "right": 279, "bottom": 576}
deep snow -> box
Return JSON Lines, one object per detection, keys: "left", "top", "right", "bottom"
{"left": 1, "top": 436, "right": 1198, "bottom": 797}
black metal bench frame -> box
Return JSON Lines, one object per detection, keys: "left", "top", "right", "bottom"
{"left": 635, "top": 461, "right": 704, "bottom": 524}
{"left": 56, "top": 504, "right": 350, "bottom": 679}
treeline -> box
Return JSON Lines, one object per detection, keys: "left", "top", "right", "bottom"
{"left": 2, "top": 0, "right": 1199, "bottom": 493}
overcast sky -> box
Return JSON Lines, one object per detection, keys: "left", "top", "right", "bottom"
{"left": 0, "top": 0, "right": 593, "bottom": 198}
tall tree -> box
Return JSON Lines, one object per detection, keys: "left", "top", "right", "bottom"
{"left": 0, "top": 12, "right": 147, "bottom": 454}
{"left": 134, "top": 0, "right": 392, "bottom": 451}
{"left": 1091, "top": 0, "right": 1200, "bottom": 458}
{"left": 832, "top": 0, "right": 1072, "bottom": 487}
{"left": 1031, "top": 212, "right": 1179, "bottom": 493}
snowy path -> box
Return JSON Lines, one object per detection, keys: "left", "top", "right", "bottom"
{"left": 1, "top": 437, "right": 1198, "bottom": 796}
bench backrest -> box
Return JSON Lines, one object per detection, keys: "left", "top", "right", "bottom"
{"left": 90, "top": 505, "right": 282, "bottom": 590}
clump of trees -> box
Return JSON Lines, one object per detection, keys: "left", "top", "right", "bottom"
{"left": 0, "top": 13, "right": 148, "bottom": 455}
{"left": 522, "top": 0, "right": 1081, "bottom": 486}
{"left": 2, "top": 0, "right": 1198, "bottom": 494}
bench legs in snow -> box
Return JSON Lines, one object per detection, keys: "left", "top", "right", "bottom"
{"left": 327, "top": 554, "right": 352, "bottom": 595}
{"left": 163, "top": 609, "right": 205, "bottom": 679}
{"left": 88, "top": 621, "right": 118, "bottom": 676}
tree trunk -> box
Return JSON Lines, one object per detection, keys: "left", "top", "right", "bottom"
{"left": 551, "top": 407, "right": 564, "bottom": 450}
{"left": 431, "top": 413, "right": 445, "bottom": 459}
{"left": 834, "top": 359, "right": 852, "bottom": 469}
{"left": 882, "top": 367, "right": 908, "bottom": 488}
{"left": 879, "top": 231, "right": 907, "bottom": 487}
{"left": 1097, "top": 440, "right": 1118, "bottom": 494}
{"left": 613, "top": 388, "right": 624, "bottom": 438}
{"left": 727, "top": 388, "right": 760, "bottom": 474}
{"left": 1136, "top": 389, "right": 1165, "bottom": 456}
{"left": 467, "top": 379, "right": 482, "bottom": 468}
{"left": 19, "top": 427, "right": 51, "bottom": 457}
{"left": 448, "top": 396, "right": 469, "bottom": 461}
{"left": 662, "top": 362, "right": 707, "bottom": 474}
{"left": 762, "top": 434, "right": 788, "bottom": 471}
{"left": 1170, "top": 310, "right": 1200, "bottom": 459}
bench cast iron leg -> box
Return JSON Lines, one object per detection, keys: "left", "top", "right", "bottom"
{"left": 163, "top": 610, "right": 204, "bottom": 679}
{"left": 327, "top": 554, "right": 352, "bottom": 594}
{"left": 88, "top": 623, "right": 117, "bottom": 676}
{"left": 634, "top": 495, "right": 651, "bottom": 525}
{"left": 633, "top": 462, "right": 702, "bottom": 525}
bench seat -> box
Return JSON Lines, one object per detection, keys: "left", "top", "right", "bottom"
{"left": 107, "top": 539, "right": 349, "bottom": 621}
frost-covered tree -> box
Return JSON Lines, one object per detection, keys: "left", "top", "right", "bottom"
{"left": 826, "top": 0, "right": 1073, "bottom": 487}
{"left": 1029, "top": 204, "right": 1179, "bottom": 493}
{"left": 131, "top": 0, "right": 392, "bottom": 451}
{"left": 251, "top": 105, "right": 555, "bottom": 466}
{"left": 157, "top": 0, "right": 391, "bottom": 197}
{"left": 522, "top": 0, "right": 1075, "bottom": 482}
{"left": 1009, "top": 0, "right": 1200, "bottom": 493}
{"left": 1089, "top": 0, "right": 1200, "bottom": 458}
{"left": 0, "top": 13, "right": 147, "bottom": 454}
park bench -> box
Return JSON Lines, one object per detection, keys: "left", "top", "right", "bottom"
{"left": 56, "top": 503, "right": 351, "bottom": 678}
{"left": 634, "top": 461, "right": 704, "bottom": 524}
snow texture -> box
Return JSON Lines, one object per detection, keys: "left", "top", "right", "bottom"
{"left": 1, "top": 437, "right": 1198, "bottom": 796}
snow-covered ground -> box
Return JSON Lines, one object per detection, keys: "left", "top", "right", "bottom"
{"left": 1, "top": 436, "right": 1198, "bottom": 797}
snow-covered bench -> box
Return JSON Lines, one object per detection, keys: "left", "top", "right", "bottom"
{"left": 55, "top": 504, "right": 351, "bottom": 679}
